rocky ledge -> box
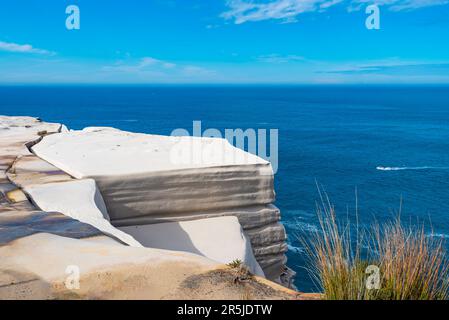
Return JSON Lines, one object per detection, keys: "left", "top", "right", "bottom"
{"left": 0, "top": 116, "right": 301, "bottom": 300}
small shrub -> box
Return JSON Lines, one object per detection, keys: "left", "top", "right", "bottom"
{"left": 227, "top": 259, "right": 243, "bottom": 268}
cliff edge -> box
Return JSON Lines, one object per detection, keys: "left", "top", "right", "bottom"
{"left": 0, "top": 116, "right": 299, "bottom": 299}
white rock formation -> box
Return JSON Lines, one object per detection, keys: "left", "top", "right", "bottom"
{"left": 32, "top": 127, "right": 274, "bottom": 218}
{"left": 0, "top": 116, "right": 298, "bottom": 299}
{"left": 24, "top": 180, "right": 263, "bottom": 276}
{"left": 25, "top": 179, "right": 143, "bottom": 247}
{"left": 120, "top": 216, "right": 264, "bottom": 277}
{"left": 0, "top": 116, "right": 61, "bottom": 140}
{"left": 32, "top": 127, "right": 289, "bottom": 284}
{"left": 0, "top": 233, "right": 298, "bottom": 300}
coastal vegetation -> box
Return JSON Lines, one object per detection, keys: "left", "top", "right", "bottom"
{"left": 299, "top": 190, "right": 449, "bottom": 300}
{"left": 227, "top": 259, "right": 243, "bottom": 268}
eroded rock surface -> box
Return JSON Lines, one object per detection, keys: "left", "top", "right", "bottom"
{"left": 32, "top": 127, "right": 292, "bottom": 285}
{"left": 0, "top": 116, "right": 297, "bottom": 299}
{"left": 119, "top": 216, "right": 264, "bottom": 277}
{"left": 25, "top": 179, "right": 143, "bottom": 247}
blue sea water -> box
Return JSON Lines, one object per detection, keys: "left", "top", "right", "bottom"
{"left": 1, "top": 85, "right": 449, "bottom": 292}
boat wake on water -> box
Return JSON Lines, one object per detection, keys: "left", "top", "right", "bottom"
{"left": 376, "top": 166, "right": 449, "bottom": 171}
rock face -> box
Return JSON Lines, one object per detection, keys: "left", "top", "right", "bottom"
{"left": 32, "top": 127, "right": 291, "bottom": 285}
{"left": 31, "top": 127, "right": 274, "bottom": 216}
{"left": 6, "top": 134, "right": 263, "bottom": 277}
{"left": 119, "top": 216, "right": 264, "bottom": 277}
{"left": 25, "top": 179, "right": 143, "bottom": 247}
{"left": 1, "top": 233, "right": 301, "bottom": 300}
{"left": 0, "top": 116, "right": 301, "bottom": 300}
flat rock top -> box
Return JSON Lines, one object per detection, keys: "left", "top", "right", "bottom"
{"left": 0, "top": 210, "right": 103, "bottom": 245}
{"left": 0, "top": 116, "right": 61, "bottom": 139}
{"left": 33, "top": 127, "right": 269, "bottom": 177}
{"left": 0, "top": 116, "right": 104, "bottom": 245}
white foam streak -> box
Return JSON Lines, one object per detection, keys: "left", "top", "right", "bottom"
{"left": 376, "top": 166, "right": 449, "bottom": 171}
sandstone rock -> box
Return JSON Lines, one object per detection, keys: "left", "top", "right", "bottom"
{"left": 0, "top": 233, "right": 299, "bottom": 300}
{"left": 112, "top": 204, "right": 281, "bottom": 230}
{"left": 119, "top": 216, "right": 264, "bottom": 276}
{"left": 31, "top": 127, "right": 290, "bottom": 283}
{"left": 24, "top": 179, "right": 143, "bottom": 247}
{"left": 32, "top": 128, "right": 275, "bottom": 218}
{"left": 0, "top": 115, "right": 300, "bottom": 299}
{"left": 1, "top": 118, "right": 291, "bottom": 287}
{"left": 245, "top": 222, "right": 287, "bottom": 247}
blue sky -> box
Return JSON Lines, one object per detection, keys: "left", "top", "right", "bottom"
{"left": 0, "top": 0, "right": 448, "bottom": 84}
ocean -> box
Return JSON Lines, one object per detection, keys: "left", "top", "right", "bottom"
{"left": 1, "top": 85, "right": 449, "bottom": 292}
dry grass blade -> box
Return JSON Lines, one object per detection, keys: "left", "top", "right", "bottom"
{"left": 298, "top": 190, "right": 449, "bottom": 300}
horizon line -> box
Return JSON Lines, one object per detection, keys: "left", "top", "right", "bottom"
{"left": 1, "top": 83, "right": 449, "bottom": 87}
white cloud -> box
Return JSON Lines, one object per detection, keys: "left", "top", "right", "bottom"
{"left": 182, "top": 65, "right": 214, "bottom": 75}
{"left": 316, "top": 58, "right": 449, "bottom": 74}
{"left": 0, "top": 41, "right": 55, "bottom": 55}
{"left": 350, "top": 0, "right": 449, "bottom": 11}
{"left": 140, "top": 57, "right": 176, "bottom": 68}
{"left": 361, "top": 0, "right": 447, "bottom": 10}
{"left": 221, "top": 0, "right": 342, "bottom": 24}
{"left": 102, "top": 57, "right": 214, "bottom": 79}
{"left": 222, "top": 0, "right": 449, "bottom": 24}
{"left": 103, "top": 57, "right": 177, "bottom": 73}
{"left": 258, "top": 54, "right": 307, "bottom": 63}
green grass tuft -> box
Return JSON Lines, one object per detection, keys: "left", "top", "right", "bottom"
{"left": 227, "top": 259, "right": 243, "bottom": 268}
